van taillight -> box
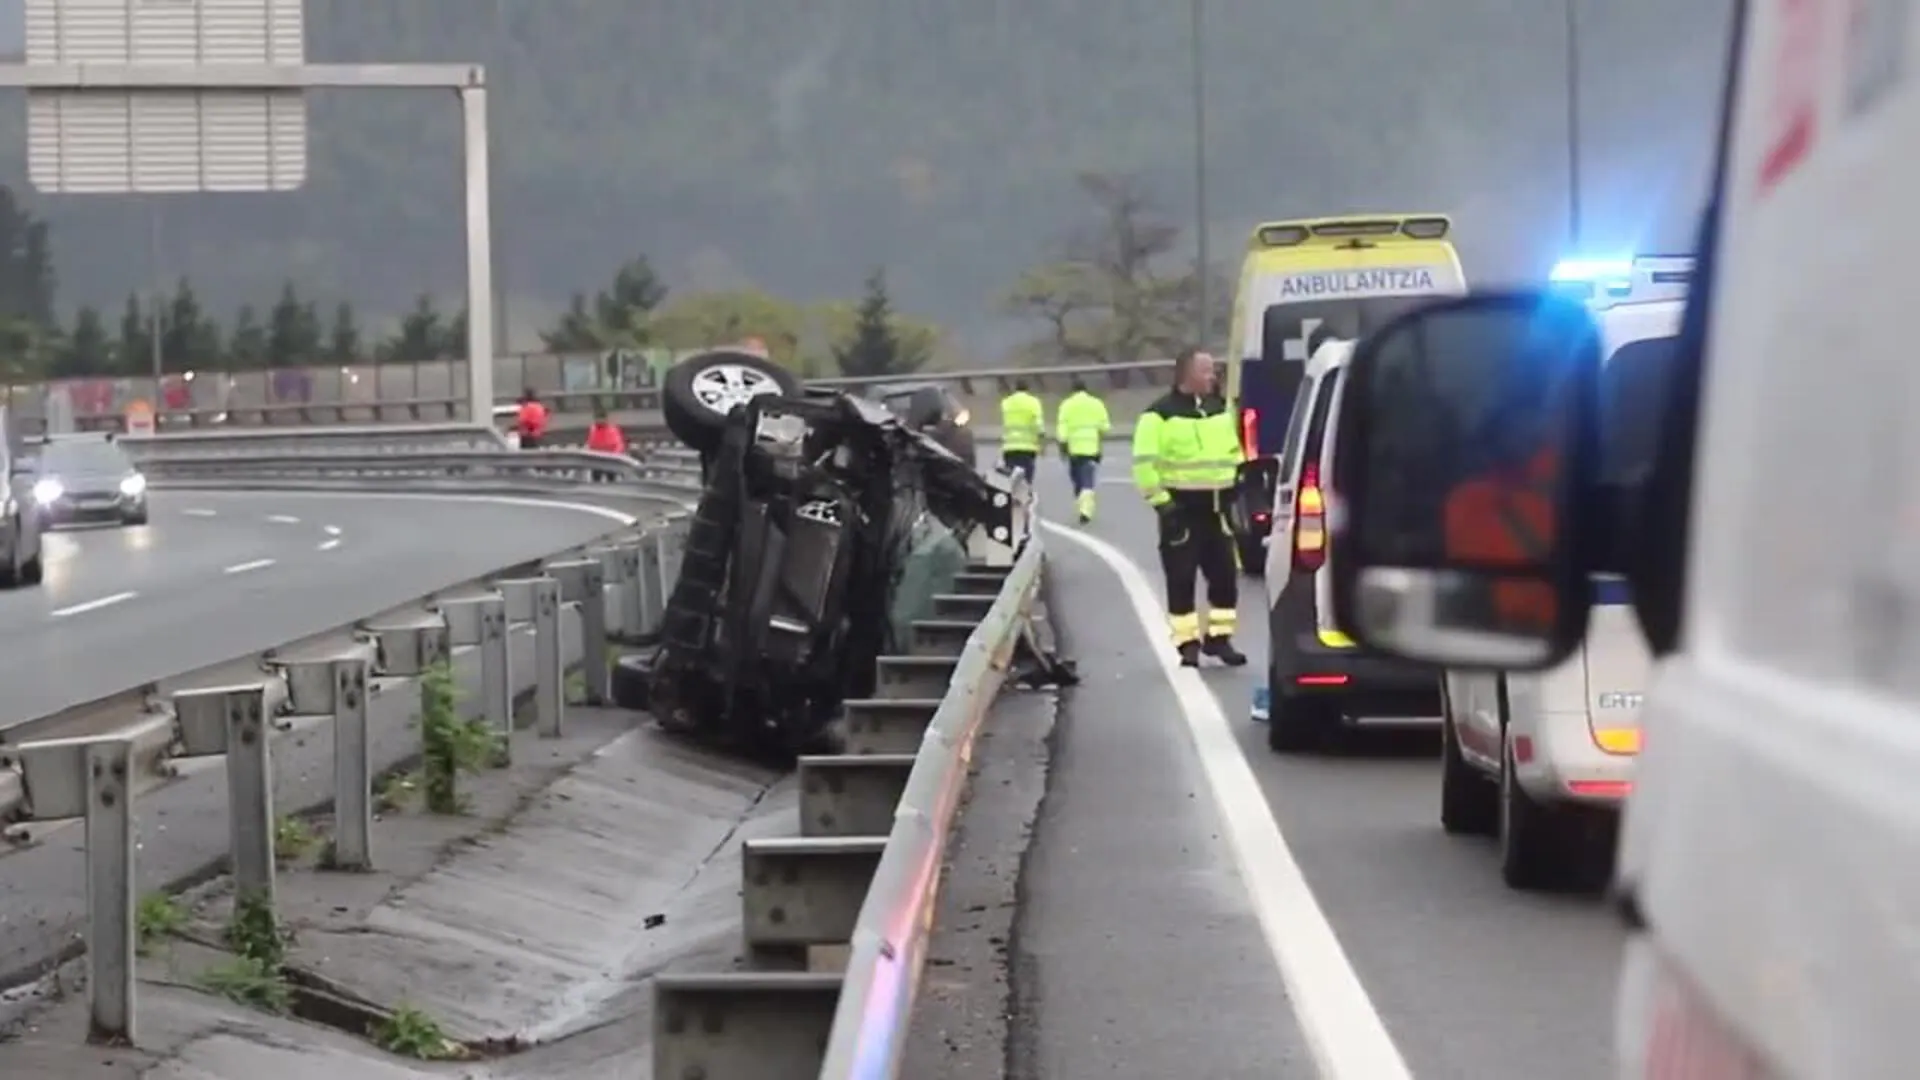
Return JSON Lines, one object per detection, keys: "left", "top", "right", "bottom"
{"left": 1241, "top": 407, "right": 1259, "bottom": 459}
{"left": 1293, "top": 459, "right": 1326, "bottom": 571}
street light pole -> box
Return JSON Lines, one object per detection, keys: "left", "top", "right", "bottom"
{"left": 1564, "top": 0, "right": 1583, "bottom": 250}
{"left": 1191, "top": 0, "right": 1211, "bottom": 347}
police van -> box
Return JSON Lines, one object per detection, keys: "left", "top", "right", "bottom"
{"left": 1222, "top": 214, "right": 1466, "bottom": 574}
{"left": 1437, "top": 254, "right": 1688, "bottom": 891}
{"left": 1258, "top": 336, "right": 1442, "bottom": 751}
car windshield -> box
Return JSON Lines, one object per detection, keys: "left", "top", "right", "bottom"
{"left": 1600, "top": 336, "right": 1680, "bottom": 481}
{"left": 42, "top": 440, "right": 132, "bottom": 475}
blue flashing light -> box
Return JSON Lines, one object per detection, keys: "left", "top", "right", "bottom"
{"left": 1549, "top": 257, "right": 1634, "bottom": 283}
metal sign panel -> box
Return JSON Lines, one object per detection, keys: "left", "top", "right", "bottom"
{"left": 24, "top": 0, "right": 307, "bottom": 193}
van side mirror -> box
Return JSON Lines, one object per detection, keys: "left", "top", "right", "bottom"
{"left": 1327, "top": 290, "right": 1602, "bottom": 671}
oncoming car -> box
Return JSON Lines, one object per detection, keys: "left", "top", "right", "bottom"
{"left": 32, "top": 432, "right": 151, "bottom": 528}
{"left": 1259, "top": 337, "right": 1442, "bottom": 751}
{"left": 1222, "top": 214, "right": 1467, "bottom": 574}
{"left": 1438, "top": 254, "right": 1687, "bottom": 890}
{"left": 871, "top": 381, "right": 977, "bottom": 463}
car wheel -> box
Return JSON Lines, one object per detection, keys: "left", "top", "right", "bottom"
{"left": 1440, "top": 710, "right": 1499, "bottom": 836}
{"left": 661, "top": 349, "right": 802, "bottom": 455}
{"left": 1498, "top": 738, "right": 1566, "bottom": 890}
{"left": 124, "top": 508, "right": 149, "bottom": 526}
{"left": 1267, "top": 691, "right": 1338, "bottom": 753}
{"left": 611, "top": 652, "right": 656, "bottom": 712}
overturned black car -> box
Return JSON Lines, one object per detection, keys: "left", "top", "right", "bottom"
{"left": 643, "top": 354, "right": 1017, "bottom": 760}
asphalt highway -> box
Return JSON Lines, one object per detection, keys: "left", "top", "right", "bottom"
{"left": 1010, "top": 444, "right": 1624, "bottom": 1080}
{"left": 0, "top": 489, "right": 642, "bottom": 728}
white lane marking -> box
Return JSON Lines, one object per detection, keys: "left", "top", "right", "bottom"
{"left": 50, "top": 591, "right": 137, "bottom": 618}
{"left": 180, "top": 508, "right": 216, "bottom": 517}
{"left": 265, "top": 514, "right": 301, "bottom": 524}
{"left": 176, "top": 490, "right": 641, "bottom": 526}
{"left": 322, "top": 524, "right": 342, "bottom": 536}
{"left": 223, "top": 558, "right": 275, "bottom": 575}
{"left": 317, "top": 538, "right": 342, "bottom": 551}
{"left": 1042, "top": 520, "right": 1413, "bottom": 1080}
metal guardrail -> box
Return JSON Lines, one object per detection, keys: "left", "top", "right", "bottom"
{"left": 6, "top": 501, "right": 695, "bottom": 1042}
{"left": 651, "top": 483, "right": 1042, "bottom": 1080}
{"left": 40, "top": 359, "right": 1173, "bottom": 432}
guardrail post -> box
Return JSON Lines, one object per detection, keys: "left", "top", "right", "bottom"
{"left": 364, "top": 616, "right": 449, "bottom": 678}
{"left": 547, "top": 558, "right": 608, "bottom": 705}
{"left": 653, "top": 974, "right": 843, "bottom": 1080}
{"left": 741, "top": 837, "right": 885, "bottom": 967}
{"left": 175, "top": 684, "right": 278, "bottom": 905}
{"left": 528, "top": 576, "right": 563, "bottom": 736}
{"left": 634, "top": 532, "right": 665, "bottom": 642}
{"left": 797, "top": 754, "right": 916, "bottom": 837}
{"left": 87, "top": 737, "right": 136, "bottom": 1044}
{"left": 11, "top": 732, "right": 141, "bottom": 1044}
{"left": 330, "top": 657, "right": 373, "bottom": 871}
{"left": 478, "top": 596, "right": 511, "bottom": 757}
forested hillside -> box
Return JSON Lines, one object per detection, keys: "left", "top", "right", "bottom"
{"left": 0, "top": 0, "right": 1731, "bottom": 348}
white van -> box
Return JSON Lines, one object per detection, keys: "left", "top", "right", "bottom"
{"left": 1437, "top": 255, "right": 1687, "bottom": 890}
{"left": 1321, "top": 0, "right": 1920, "bottom": 1068}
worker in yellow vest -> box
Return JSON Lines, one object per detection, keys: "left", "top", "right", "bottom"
{"left": 1055, "top": 378, "right": 1112, "bottom": 523}
{"left": 998, "top": 380, "right": 1045, "bottom": 483}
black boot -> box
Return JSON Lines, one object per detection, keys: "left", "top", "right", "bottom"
{"left": 1178, "top": 641, "right": 1202, "bottom": 668}
{"left": 1203, "top": 636, "right": 1248, "bottom": 666}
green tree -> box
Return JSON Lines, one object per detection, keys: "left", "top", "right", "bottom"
{"left": 267, "top": 281, "right": 322, "bottom": 367}
{"left": 227, "top": 304, "right": 269, "bottom": 369}
{"left": 650, "top": 288, "right": 805, "bottom": 369}
{"left": 118, "top": 293, "right": 153, "bottom": 376}
{"left": 51, "top": 305, "right": 112, "bottom": 378}
{"left": 539, "top": 256, "right": 668, "bottom": 351}
{"left": 831, "top": 269, "right": 929, "bottom": 378}
{"left": 162, "top": 278, "right": 221, "bottom": 372}
{"left": 326, "top": 302, "right": 362, "bottom": 364}
{"left": 1001, "top": 172, "right": 1193, "bottom": 365}
{"left": 380, "top": 293, "right": 447, "bottom": 364}
{"left": 440, "top": 306, "right": 469, "bottom": 359}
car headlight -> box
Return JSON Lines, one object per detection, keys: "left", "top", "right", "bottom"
{"left": 952, "top": 408, "right": 970, "bottom": 426}
{"left": 32, "top": 478, "right": 62, "bottom": 504}
{"left": 120, "top": 473, "right": 147, "bottom": 496}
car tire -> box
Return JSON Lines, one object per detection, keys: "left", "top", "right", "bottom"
{"left": 661, "top": 349, "right": 802, "bottom": 455}
{"left": 611, "top": 652, "right": 655, "bottom": 712}
{"left": 1498, "top": 736, "right": 1566, "bottom": 891}
{"left": 1440, "top": 711, "right": 1499, "bottom": 836}
{"left": 124, "top": 509, "right": 149, "bottom": 526}
{"left": 1267, "top": 691, "right": 1338, "bottom": 753}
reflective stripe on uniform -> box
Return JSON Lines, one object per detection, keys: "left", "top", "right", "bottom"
{"left": 1206, "top": 608, "right": 1237, "bottom": 635}
{"left": 1169, "top": 611, "right": 1201, "bottom": 645}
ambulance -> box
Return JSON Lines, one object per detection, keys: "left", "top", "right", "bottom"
{"left": 1222, "top": 215, "right": 1467, "bottom": 573}
{"left": 1321, "top": 0, "right": 1920, "bottom": 1068}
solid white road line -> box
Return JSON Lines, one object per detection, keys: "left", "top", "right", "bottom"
{"left": 322, "top": 524, "right": 342, "bottom": 536}
{"left": 317, "top": 538, "right": 342, "bottom": 551}
{"left": 178, "top": 490, "right": 641, "bottom": 526}
{"left": 180, "top": 508, "right": 216, "bottom": 517}
{"left": 1042, "top": 520, "right": 1413, "bottom": 1080}
{"left": 266, "top": 514, "right": 301, "bottom": 524}
{"left": 223, "top": 558, "right": 275, "bottom": 575}
{"left": 50, "top": 591, "right": 137, "bottom": 618}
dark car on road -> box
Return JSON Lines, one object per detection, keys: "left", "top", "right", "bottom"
{"left": 871, "top": 382, "right": 978, "bottom": 464}
{"left": 32, "top": 434, "right": 150, "bottom": 527}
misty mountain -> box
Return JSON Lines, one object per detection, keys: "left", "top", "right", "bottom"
{"left": 0, "top": 0, "right": 1731, "bottom": 351}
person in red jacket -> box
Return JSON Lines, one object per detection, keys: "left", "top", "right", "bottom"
{"left": 585, "top": 408, "right": 627, "bottom": 480}
{"left": 515, "top": 388, "right": 549, "bottom": 449}
{"left": 586, "top": 409, "right": 627, "bottom": 452}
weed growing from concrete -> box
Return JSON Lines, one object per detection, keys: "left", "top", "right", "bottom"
{"left": 134, "top": 892, "right": 185, "bottom": 956}
{"left": 197, "top": 955, "right": 291, "bottom": 1014}
{"left": 225, "top": 890, "right": 285, "bottom": 971}
{"left": 565, "top": 670, "right": 587, "bottom": 703}
{"left": 374, "top": 769, "right": 418, "bottom": 813}
{"left": 375, "top": 1002, "right": 464, "bottom": 1060}
{"left": 274, "top": 815, "right": 319, "bottom": 864}
{"left": 419, "top": 661, "right": 497, "bottom": 814}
